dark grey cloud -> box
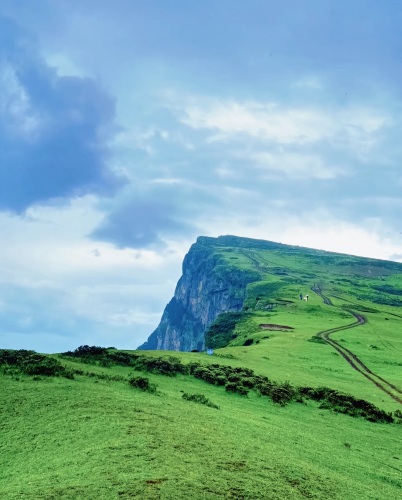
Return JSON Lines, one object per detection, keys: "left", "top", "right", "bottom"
{"left": 92, "top": 194, "right": 196, "bottom": 249}
{"left": 0, "top": 17, "right": 124, "bottom": 212}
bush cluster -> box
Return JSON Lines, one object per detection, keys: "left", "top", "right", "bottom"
{"left": 186, "top": 361, "right": 395, "bottom": 421}
{"left": 182, "top": 392, "right": 219, "bottom": 409}
{"left": 373, "top": 284, "right": 402, "bottom": 296}
{"left": 299, "top": 387, "right": 394, "bottom": 423}
{"left": 0, "top": 349, "right": 73, "bottom": 378}
{"left": 63, "top": 345, "right": 108, "bottom": 357}
{"left": 188, "top": 362, "right": 299, "bottom": 403}
{"left": 5, "top": 347, "right": 397, "bottom": 424}
{"left": 61, "top": 345, "right": 145, "bottom": 367}
{"left": 256, "top": 378, "right": 301, "bottom": 406}
{"left": 190, "top": 363, "right": 257, "bottom": 397}
{"left": 131, "top": 355, "right": 188, "bottom": 376}
{"left": 61, "top": 346, "right": 188, "bottom": 377}
{"left": 128, "top": 375, "right": 157, "bottom": 393}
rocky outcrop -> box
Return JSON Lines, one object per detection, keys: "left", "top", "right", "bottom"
{"left": 138, "top": 236, "right": 261, "bottom": 351}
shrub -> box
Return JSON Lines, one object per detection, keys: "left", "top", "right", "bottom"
{"left": 24, "top": 357, "right": 65, "bottom": 376}
{"left": 188, "top": 362, "right": 202, "bottom": 374}
{"left": 270, "top": 382, "right": 297, "bottom": 406}
{"left": 213, "top": 353, "right": 237, "bottom": 359}
{"left": 241, "top": 376, "right": 257, "bottom": 389}
{"left": 394, "top": 410, "right": 402, "bottom": 424}
{"left": 299, "top": 386, "right": 394, "bottom": 423}
{"left": 61, "top": 347, "right": 142, "bottom": 368}
{"left": 60, "top": 345, "right": 110, "bottom": 366}
{"left": 0, "top": 349, "right": 72, "bottom": 378}
{"left": 215, "top": 375, "right": 227, "bottom": 386}
{"left": 62, "top": 345, "right": 108, "bottom": 358}
{"left": 308, "top": 337, "right": 327, "bottom": 344}
{"left": 225, "top": 382, "right": 249, "bottom": 396}
{"left": 243, "top": 339, "right": 254, "bottom": 346}
{"left": 192, "top": 366, "right": 218, "bottom": 385}
{"left": 132, "top": 356, "right": 188, "bottom": 376}
{"left": 182, "top": 393, "right": 219, "bottom": 409}
{"left": 256, "top": 380, "right": 275, "bottom": 397}
{"left": 108, "top": 351, "right": 139, "bottom": 366}
{"left": 128, "top": 375, "right": 157, "bottom": 393}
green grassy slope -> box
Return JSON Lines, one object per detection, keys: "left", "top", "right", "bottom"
{"left": 1, "top": 238, "right": 402, "bottom": 498}
{"left": 204, "top": 242, "right": 402, "bottom": 412}
{"left": 1, "top": 357, "right": 401, "bottom": 499}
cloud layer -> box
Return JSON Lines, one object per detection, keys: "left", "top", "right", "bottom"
{"left": 0, "top": 16, "right": 123, "bottom": 212}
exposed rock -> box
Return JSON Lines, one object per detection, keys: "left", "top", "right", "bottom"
{"left": 138, "top": 236, "right": 261, "bottom": 351}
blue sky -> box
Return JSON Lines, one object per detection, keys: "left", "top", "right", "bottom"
{"left": 1, "top": 1, "right": 402, "bottom": 352}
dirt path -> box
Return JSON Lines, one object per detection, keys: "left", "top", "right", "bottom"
{"left": 239, "top": 250, "right": 266, "bottom": 273}
{"left": 311, "top": 288, "right": 402, "bottom": 405}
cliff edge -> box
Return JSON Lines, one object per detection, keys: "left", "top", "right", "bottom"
{"left": 137, "top": 236, "right": 263, "bottom": 351}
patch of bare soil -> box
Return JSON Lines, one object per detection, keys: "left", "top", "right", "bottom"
{"left": 259, "top": 324, "right": 294, "bottom": 331}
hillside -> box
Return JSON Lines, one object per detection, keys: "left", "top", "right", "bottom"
{"left": 1, "top": 235, "right": 402, "bottom": 498}
{"left": 139, "top": 235, "right": 402, "bottom": 354}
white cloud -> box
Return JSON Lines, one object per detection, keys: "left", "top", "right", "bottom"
{"left": 198, "top": 209, "right": 402, "bottom": 263}
{"left": 177, "top": 99, "right": 391, "bottom": 160}
{"left": 242, "top": 151, "right": 346, "bottom": 180}
{"left": 181, "top": 101, "right": 330, "bottom": 144}
{"left": 0, "top": 196, "right": 185, "bottom": 350}
{"left": 0, "top": 197, "right": 170, "bottom": 287}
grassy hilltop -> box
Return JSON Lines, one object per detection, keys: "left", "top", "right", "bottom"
{"left": 1, "top": 237, "right": 402, "bottom": 499}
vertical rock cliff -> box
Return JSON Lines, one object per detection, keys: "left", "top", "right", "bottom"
{"left": 138, "top": 236, "right": 261, "bottom": 351}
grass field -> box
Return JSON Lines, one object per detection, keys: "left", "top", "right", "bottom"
{"left": 1, "top": 359, "right": 402, "bottom": 499}
{"left": 1, "top": 239, "right": 402, "bottom": 498}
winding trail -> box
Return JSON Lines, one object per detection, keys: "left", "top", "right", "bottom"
{"left": 312, "top": 288, "right": 402, "bottom": 405}
{"left": 239, "top": 250, "right": 267, "bottom": 273}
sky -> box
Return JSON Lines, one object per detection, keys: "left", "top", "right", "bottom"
{"left": 1, "top": 0, "right": 402, "bottom": 353}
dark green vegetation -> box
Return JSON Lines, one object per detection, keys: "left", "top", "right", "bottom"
{"left": 0, "top": 349, "right": 74, "bottom": 378}
{"left": 205, "top": 312, "right": 248, "bottom": 348}
{"left": 2, "top": 236, "right": 402, "bottom": 498}
{"left": 128, "top": 375, "right": 157, "bottom": 393}
{"left": 181, "top": 392, "right": 220, "bottom": 410}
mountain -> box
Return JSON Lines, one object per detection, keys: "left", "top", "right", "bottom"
{"left": 138, "top": 234, "right": 402, "bottom": 351}
{"left": 138, "top": 236, "right": 263, "bottom": 351}
{"left": 2, "top": 235, "right": 402, "bottom": 498}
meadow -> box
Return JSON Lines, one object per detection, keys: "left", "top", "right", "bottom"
{"left": 1, "top": 240, "right": 402, "bottom": 498}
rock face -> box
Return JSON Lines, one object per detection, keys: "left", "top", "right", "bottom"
{"left": 138, "top": 236, "right": 261, "bottom": 351}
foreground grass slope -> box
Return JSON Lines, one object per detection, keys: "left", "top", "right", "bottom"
{"left": 1, "top": 353, "right": 402, "bottom": 499}
{"left": 1, "top": 238, "right": 402, "bottom": 498}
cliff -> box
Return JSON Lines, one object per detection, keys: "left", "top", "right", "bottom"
{"left": 138, "top": 236, "right": 262, "bottom": 351}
